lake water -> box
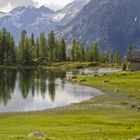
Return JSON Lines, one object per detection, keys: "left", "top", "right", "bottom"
{"left": 0, "top": 67, "right": 121, "bottom": 112}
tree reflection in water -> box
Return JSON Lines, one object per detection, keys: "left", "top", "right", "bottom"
{"left": 0, "top": 69, "right": 17, "bottom": 105}
{"left": 0, "top": 69, "right": 66, "bottom": 105}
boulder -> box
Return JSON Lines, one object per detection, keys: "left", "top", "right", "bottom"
{"left": 79, "top": 79, "right": 86, "bottom": 82}
{"left": 137, "top": 106, "right": 140, "bottom": 111}
{"left": 132, "top": 135, "right": 140, "bottom": 140}
{"left": 93, "top": 74, "right": 99, "bottom": 77}
{"left": 28, "top": 131, "right": 45, "bottom": 138}
{"left": 114, "top": 89, "right": 119, "bottom": 93}
{"left": 103, "top": 80, "right": 109, "bottom": 83}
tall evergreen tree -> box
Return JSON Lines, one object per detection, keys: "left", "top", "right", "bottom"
{"left": 60, "top": 39, "right": 66, "bottom": 61}
{"left": 39, "top": 32, "right": 47, "bottom": 60}
{"left": 48, "top": 31, "right": 55, "bottom": 61}
{"left": 71, "top": 39, "right": 80, "bottom": 61}
{"left": 23, "top": 37, "right": 31, "bottom": 64}
{"left": 18, "top": 30, "right": 27, "bottom": 63}
{"left": 35, "top": 37, "right": 40, "bottom": 59}
{"left": 71, "top": 39, "right": 76, "bottom": 61}
{"left": 107, "top": 49, "right": 113, "bottom": 63}
{"left": 85, "top": 43, "right": 99, "bottom": 62}
{"left": 92, "top": 43, "right": 99, "bottom": 62}
{"left": 8, "top": 35, "right": 16, "bottom": 63}
{"left": 100, "top": 52, "right": 107, "bottom": 63}
{"left": 31, "top": 32, "right": 35, "bottom": 46}
{"left": 0, "top": 28, "right": 16, "bottom": 64}
{"left": 113, "top": 52, "right": 121, "bottom": 64}
{"left": 79, "top": 43, "right": 85, "bottom": 61}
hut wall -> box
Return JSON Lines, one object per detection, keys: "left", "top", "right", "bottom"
{"left": 130, "top": 62, "right": 140, "bottom": 71}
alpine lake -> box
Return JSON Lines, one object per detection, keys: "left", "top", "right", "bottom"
{"left": 0, "top": 67, "right": 121, "bottom": 112}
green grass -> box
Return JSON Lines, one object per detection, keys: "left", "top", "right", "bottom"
{"left": 42, "top": 61, "right": 100, "bottom": 71}
{"left": 0, "top": 62, "right": 118, "bottom": 71}
{"left": 0, "top": 71, "right": 140, "bottom": 140}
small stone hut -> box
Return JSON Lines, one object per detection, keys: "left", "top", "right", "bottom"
{"left": 128, "top": 50, "right": 140, "bottom": 71}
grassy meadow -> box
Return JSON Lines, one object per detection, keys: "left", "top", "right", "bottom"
{"left": 0, "top": 71, "right": 140, "bottom": 140}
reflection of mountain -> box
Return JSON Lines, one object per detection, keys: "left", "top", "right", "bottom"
{"left": 0, "top": 69, "right": 66, "bottom": 105}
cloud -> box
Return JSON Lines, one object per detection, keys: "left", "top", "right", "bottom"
{"left": 0, "top": 0, "right": 37, "bottom": 12}
{"left": 0, "top": 3, "right": 14, "bottom": 13}
{"left": 34, "top": 0, "right": 74, "bottom": 11}
{"left": 0, "top": 0, "right": 74, "bottom": 12}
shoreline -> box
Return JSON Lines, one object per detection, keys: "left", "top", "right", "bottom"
{"left": 0, "top": 83, "right": 106, "bottom": 114}
{"left": 0, "top": 62, "right": 121, "bottom": 71}
{"left": 0, "top": 70, "right": 138, "bottom": 114}
{"left": 0, "top": 70, "right": 139, "bottom": 140}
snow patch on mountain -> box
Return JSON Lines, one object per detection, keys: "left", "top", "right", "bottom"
{"left": 0, "top": 0, "right": 90, "bottom": 42}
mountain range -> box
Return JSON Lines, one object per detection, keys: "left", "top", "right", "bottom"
{"left": 57, "top": 0, "right": 140, "bottom": 55}
{"left": 0, "top": 0, "right": 89, "bottom": 42}
{"left": 0, "top": 0, "right": 140, "bottom": 55}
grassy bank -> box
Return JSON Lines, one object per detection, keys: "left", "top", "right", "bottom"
{"left": 0, "top": 71, "right": 140, "bottom": 140}
{"left": 0, "top": 62, "right": 119, "bottom": 71}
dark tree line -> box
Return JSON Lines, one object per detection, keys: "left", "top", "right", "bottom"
{"left": 0, "top": 28, "right": 16, "bottom": 64}
{"left": 71, "top": 39, "right": 122, "bottom": 64}
{"left": 0, "top": 28, "right": 122, "bottom": 65}
{"left": 17, "top": 30, "right": 67, "bottom": 64}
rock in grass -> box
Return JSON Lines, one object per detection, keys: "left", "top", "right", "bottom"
{"left": 132, "top": 135, "right": 140, "bottom": 140}
{"left": 72, "top": 76, "right": 77, "bottom": 79}
{"left": 103, "top": 80, "right": 109, "bottom": 83}
{"left": 127, "top": 126, "right": 132, "bottom": 129}
{"left": 79, "top": 79, "right": 86, "bottom": 82}
{"left": 28, "top": 131, "right": 45, "bottom": 138}
{"left": 131, "top": 105, "right": 136, "bottom": 108}
{"left": 137, "top": 106, "right": 140, "bottom": 111}
{"left": 93, "top": 74, "right": 99, "bottom": 77}
{"left": 114, "top": 89, "right": 119, "bottom": 93}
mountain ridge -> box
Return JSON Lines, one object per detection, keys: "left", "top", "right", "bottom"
{"left": 57, "top": 0, "right": 140, "bottom": 55}
{"left": 0, "top": 0, "right": 90, "bottom": 42}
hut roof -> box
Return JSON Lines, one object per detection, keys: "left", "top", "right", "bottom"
{"left": 128, "top": 50, "right": 140, "bottom": 62}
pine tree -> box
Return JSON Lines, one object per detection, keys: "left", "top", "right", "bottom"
{"left": 0, "top": 32, "right": 3, "bottom": 64}
{"left": 2, "top": 28, "right": 9, "bottom": 63}
{"left": 0, "top": 28, "right": 16, "bottom": 64}
{"left": 71, "top": 39, "right": 80, "bottom": 61}
{"left": 92, "top": 43, "right": 99, "bottom": 62}
{"left": 18, "top": 30, "right": 27, "bottom": 63}
{"left": 31, "top": 32, "right": 35, "bottom": 46}
{"left": 8, "top": 35, "right": 16, "bottom": 63}
{"left": 107, "top": 49, "right": 113, "bottom": 63}
{"left": 60, "top": 39, "right": 66, "bottom": 61}
{"left": 85, "top": 43, "right": 99, "bottom": 62}
{"left": 39, "top": 32, "right": 47, "bottom": 60}
{"left": 48, "top": 31, "right": 55, "bottom": 61}
{"left": 100, "top": 52, "right": 108, "bottom": 63}
{"left": 79, "top": 43, "right": 85, "bottom": 61}
{"left": 113, "top": 52, "right": 121, "bottom": 64}
{"left": 35, "top": 37, "right": 40, "bottom": 59}
{"left": 71, "top": 39, "right": 76, "bottom": 61}
{"left": 23, "top": 37, "right": 31, "bottom": 64}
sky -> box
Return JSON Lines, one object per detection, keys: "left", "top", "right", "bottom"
{"left": 0, "top": 0, "right": 74, "bottom": 13}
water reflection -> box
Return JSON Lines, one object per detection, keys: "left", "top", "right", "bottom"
{"left": 0, "top": 70, "right": 17, "bottom": 105}
{"left": 0, "top": 69, "right": 65, "bottom": 105}
{"left": 0, "top": 68, "right": 111, "bottom": 112}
